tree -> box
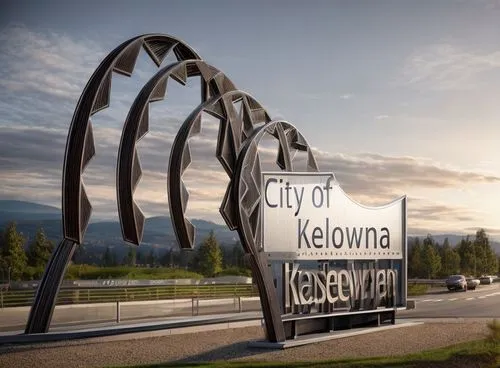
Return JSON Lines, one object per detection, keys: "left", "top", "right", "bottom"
{"left": 102, "top": 246, "right": 116, "bottom": 267}
{"left": 27, "top": 227, "right": 54, "bottom": 268}
{"left": 408, "top": 237, "right": 424, "bottom": 278}
{"left": 421, "top": 235, "right": 441, "bottom": 279}
{"left": 231, "top": 242, "right": 246, "bottom": 268}
{"left": 195, "top": 231, "right": 223, "bottom": 277}
{"left": 440, "top": 240, "right": 461, "bottom": 277}
{"left": 123, "top": 246, "right": 137, "bottom": 266}
{"left": 146, "top": 249, "right": 156, "bottom": 266}
{"left": 473, "top": 229, "right": 497, "bottom": 275}
{"left": 457, "top": 236, "right": 475, "bottom": 275}
{"left": 0, "top": 222, "right": 27, "bottom": 281}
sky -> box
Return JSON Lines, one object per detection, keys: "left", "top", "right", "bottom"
{"left": 0, "top": 0, "right": 499, "bottom": 240}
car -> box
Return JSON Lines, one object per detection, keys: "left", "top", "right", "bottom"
{"left": 479, "top": 276, "right": 493, "bottom": 285}
{"left": 445, "top": 274, "right": 467, "bottom": 291}
{"left": 465, "top": 277, "right": 480, "bottom": 290}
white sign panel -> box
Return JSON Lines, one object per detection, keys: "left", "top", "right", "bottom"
{"left": 261, "top": 172, "right": 406, "bottom": 260}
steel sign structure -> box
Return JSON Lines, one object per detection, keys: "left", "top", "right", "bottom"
{"left": 25, "top": 33, "right": 407, "bottom": 344}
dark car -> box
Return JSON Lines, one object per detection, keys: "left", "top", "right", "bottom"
{"left": 446, "top": 275, "right": 467, "bottom": 291}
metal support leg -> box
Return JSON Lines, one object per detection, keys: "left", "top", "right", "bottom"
{"left": 25, "top": 239, "right": 77, "bottom": 334}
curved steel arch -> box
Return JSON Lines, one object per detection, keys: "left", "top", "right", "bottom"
{"left": 26, "top": 32, "right": 322, "bottom": 344}
{"left": 168, "top": 90, "right": 271, "bottom": 250}
{"left": 26, "top": 34, "right": 202, "bottom": 334}
{"left": 64, "top": 34, "right": 201, "bottom": 244}
{"left": 231, "top": 120, "right": 319, "bottom": 342}
{"left": 117, "top": 60, "right": 237, "bottom": 245}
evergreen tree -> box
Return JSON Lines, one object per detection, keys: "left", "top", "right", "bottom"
{"left": 473, "top": 229, "right": 497, "bottom": 275}
{"left": 102, "top": 246, "right": 115, "bottom": 267}
{"left": 408, "top": 237, "right": 423, "bottom": 278}
{"left": 457, "top": 236, "right": 475, "bottom": 275}
{"left": 440, "top": 239, "right": 461, "bottom": 276}
{"left": 231, "top": 242, "right": 246, "bottom": 268}
{"left": 421, "top": 235, "right": 441, "bottom": 278}
{"left": 146, "top": 249, "right": 156, "bottom": 266}
{"left": 136, "top": 250, "right": 143, "bottom": 265}
{"left": 27, "top": 227, "right": 53, "bottom": 268}
{"left": 195, "top": 230, "right": 223, "bottom": 277}
{"left": 124, "top": 246, "right": 137, "bottom": 266}
{"left": 0, "top": 222, "right": 27, "bottom": 281}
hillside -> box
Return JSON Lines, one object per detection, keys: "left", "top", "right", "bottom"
{"left": 0, "top": 200, "right": 238, "bottom": 248}
{"left": 0, "top": 200, "right": 499, "bottom": 254}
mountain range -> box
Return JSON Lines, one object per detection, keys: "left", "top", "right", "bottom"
{"left": 0, "top": 200, "right": 239, "bottom": 249}
{"left": 0, "top": 200, "right": 499, "bottom": 254}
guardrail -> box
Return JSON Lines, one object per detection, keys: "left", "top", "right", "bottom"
{"left": 7, "top": 275, "right": 254, "bottom": 290}
{"left": 408, "top": 279, "right": 446, "bottom": 285}
{"left": 0, "top": 283, "right": 259, "bottom": 309}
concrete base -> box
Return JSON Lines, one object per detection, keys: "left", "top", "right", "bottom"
{"left": 406, "top": 300, "right": 417, "bottom": 309}
{"left": 248, "top": 320, "right": 423, "bottom": 349}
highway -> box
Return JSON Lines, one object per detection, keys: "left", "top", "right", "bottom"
{"left": 1, "top": 283, "right": 498, "bottom": 333}
{"left": 400, "top": 282, "right": 500, "bottom": 319}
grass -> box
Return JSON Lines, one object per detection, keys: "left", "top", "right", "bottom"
{"left": 0, "top": 283, "right": 259, "bottom": 307}
{"left": 407, "top": 283, "right": 429, "bottom": 296}
{"left": 64, "top": 265, "right": 204, "bottom": 280}
{"left": 111, "top": 338, "right": 499, "bottom": 368}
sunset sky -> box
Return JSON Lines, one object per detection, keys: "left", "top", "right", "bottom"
{"left": 1, "top": 0, "right": 499, "bottom": 239}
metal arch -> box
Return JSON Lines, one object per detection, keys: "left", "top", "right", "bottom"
{"left": 26, "top": 31, "right": 322, "bottom": 344}
{"left": 231, "top": 120, "right": 319, "bottom": 343}
{"left": 26, "top": 34, "right": 201, "bottom": 334}
{"left": 168, "top": 90, "right": 271, "bottom": 250}
{"left": 63, "top": 34, "right": 201, "bottom": 245}
{"left": 117, "top": 60, "right": 237, "bottom": 245}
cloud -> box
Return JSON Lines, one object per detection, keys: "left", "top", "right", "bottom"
{"left": 314, "top": 151, "right": 500, "bottom": 203}
{"left": 375, "top": 115, "right": 390, "bottom": 120}
{"left": 1, "top": 119, "right": 499, "bottom": 226}
{"left": 401, "top": 43, "right": 500, "bottom": 91}
{"left": 1, "top": 25, "right": 499, "bottom": 237}
{"left": 0, "top": 24, "right": 106, "bottom": 100}
{"left": 339, "top": 93, "right": 353, "bottom": 100}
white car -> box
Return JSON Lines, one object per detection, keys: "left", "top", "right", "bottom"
{"left": 479, "top": 276, "right": 493, "bottom": 285}
{"left": 466, "top": 277, "right": 480, "bottom": 290}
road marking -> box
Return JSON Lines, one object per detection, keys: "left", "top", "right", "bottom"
{"left": 422, "top": 299, "right": 433, "bottom": 302}
{"left": 478, "top": 296, "right": 486, "bottom": 299}
{"left": 466, "top": 297, "right": 474, "bottom": 300}
{"left": 434, "top": 299, "right": 443, "bottom": 302}
{"left": 448, "top": 298, "right": 457, "bottom": 301}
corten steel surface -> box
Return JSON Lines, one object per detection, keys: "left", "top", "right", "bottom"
{"left": 26, "top": 34, "right": 202, "bottom": 334}
{"left": 25, "top": 32, "right": 320, "bottom": 343}
{"left": 117, "top": 60, "right": 236, "bottom": 245}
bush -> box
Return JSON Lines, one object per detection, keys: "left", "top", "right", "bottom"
{"left": 23, "top": 266, "right": 45, "bottom": 280}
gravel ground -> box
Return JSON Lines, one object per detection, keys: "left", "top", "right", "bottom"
{"left": 0, "top": 319, "right": 495, "bottom": 368}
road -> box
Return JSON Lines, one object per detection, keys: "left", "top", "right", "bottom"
{"left": 0, "top": 297, "right": 262, "bottom": 332}
{"left": 1, "top": 283, "right": 498, "bottom": 333}
{"left": 400, "top": 282, "right": 500, "bottom": 319}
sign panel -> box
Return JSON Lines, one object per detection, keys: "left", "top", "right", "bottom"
{"left": 262, "top": 172, "right": 406, "bottom": 260}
